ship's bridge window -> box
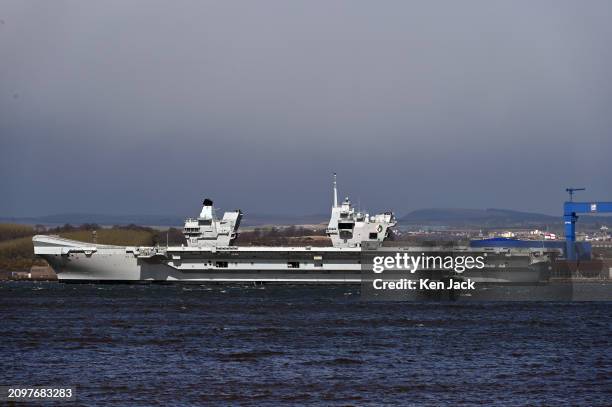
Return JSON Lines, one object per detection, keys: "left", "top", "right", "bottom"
{"left": 288, "top": 261, "right": 300, "bottom": 268}
{"left": 216, "top": 261, "right": 228, "bottom": 268}
{"left": 338, "top": 223, "right": 354, "bottom": 230}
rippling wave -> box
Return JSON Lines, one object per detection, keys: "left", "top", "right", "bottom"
{"left": 1, "top": 282, "right": 611, "bottom": 405}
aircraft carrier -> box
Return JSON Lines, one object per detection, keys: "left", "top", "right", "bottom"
{"left": 33, "top": 176, "right": 557, "bottom": 283}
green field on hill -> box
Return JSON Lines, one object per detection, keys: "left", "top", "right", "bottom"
{"left": 0, "top": 224, "right": 161, "bottom": 271}
{"left": 0, "top": 223, "right": 327, "bottom": 271}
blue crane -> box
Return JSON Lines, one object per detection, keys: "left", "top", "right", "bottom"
{"left": 565, "top": 187, "right": 585, "bottom": 202}
{"left": 564, "top": 187, "right": 612, "bottom": 260}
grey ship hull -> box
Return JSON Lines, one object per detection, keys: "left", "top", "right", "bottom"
{"left": 34, "top": 235, "right": 552, "bottom": 284}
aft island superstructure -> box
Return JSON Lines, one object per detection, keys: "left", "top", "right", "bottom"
{"left": 33, "top": 175, "right": 556, "bottom": 283}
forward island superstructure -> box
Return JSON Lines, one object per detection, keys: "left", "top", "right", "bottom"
{"left": 33, "top": 175, "right": 556, "bottom": 283}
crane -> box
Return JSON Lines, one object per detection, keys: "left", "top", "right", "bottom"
{"left": 563, "top": 187, "right": 612, "bottom": 260}
{"left": 565, "top": 187, "right": 585, "bottom": 202}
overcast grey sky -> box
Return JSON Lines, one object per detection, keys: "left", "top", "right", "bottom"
{"left": 1, "top": 0, "right": 611, "bottom": 217}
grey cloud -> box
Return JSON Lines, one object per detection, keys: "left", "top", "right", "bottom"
{"left": 1, "top": 0, "right": 611, "bottom": 217}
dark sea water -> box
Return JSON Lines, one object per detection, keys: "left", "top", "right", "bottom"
{"left": 1, "top": 282, "right": 611, "bottom": 406}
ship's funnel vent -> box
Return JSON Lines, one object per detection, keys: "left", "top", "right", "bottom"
{"left": 200, "top": 199, "right": 214, "bottom": 219}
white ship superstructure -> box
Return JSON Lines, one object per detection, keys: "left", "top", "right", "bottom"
{"left": 33, "top": 175, "right": 556, "bottom": 283}
{"left": 183, "top": 198, "right": 242, "bottom": 248}
{"left": 326, "top": 174, "right": 396, "bottom": 248}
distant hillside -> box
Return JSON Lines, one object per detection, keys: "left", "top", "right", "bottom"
{"left": 240, "top": 213, "right": 327, "bottom": 227}
{"left": 3, "top": 208, "right": 610, "bottom": 229}
{"left": 399, "top": 208, "right": 612, "bottom": 228}
{"left": 0, "top": 213, "right": 185, "bottom": 227}
{"left": 0, "top": 213, "right": 328, "bottom": 228}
